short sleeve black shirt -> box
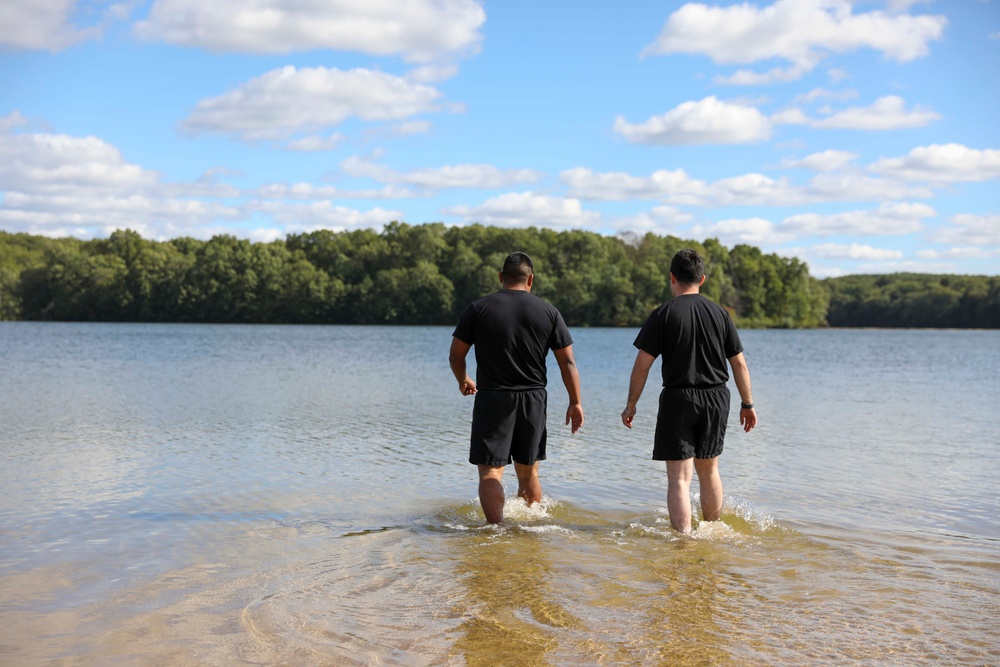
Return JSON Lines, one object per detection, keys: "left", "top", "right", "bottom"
{"left": 453, "top": 290, "right": 573, "bottom": 391}
{"left": 633, "top": 294, "right": 743, "bottom": 389}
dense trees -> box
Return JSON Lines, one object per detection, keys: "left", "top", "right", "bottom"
{"left": 0, "top": 224, "right": 994, "bottom": 328}
{"left": 825, "top": 274, "right": 1000, "bottom": 329}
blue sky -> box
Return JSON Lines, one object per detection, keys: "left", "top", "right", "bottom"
{"left": 1, "top": 0, "right": 998, "bottom": 278}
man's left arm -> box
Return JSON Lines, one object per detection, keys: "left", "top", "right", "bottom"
{"left": 449, "top": 337, "right": 477, "bottom": 396}
{"left": 728, "top": 352, "right": 757, "bottom": 432}
{"left": 553, "top": 345, "right": 584, "bottom": 433}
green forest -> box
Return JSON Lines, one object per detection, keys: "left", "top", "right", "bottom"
{"left": 824, "top": 273, "right": 1000, "bottom": 328}
{"left": 0, "top": 224, "right": 997, "bottom": 328}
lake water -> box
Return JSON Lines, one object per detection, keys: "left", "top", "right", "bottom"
{"left": 1, "top": 322, "right": 998, "bottom": 666}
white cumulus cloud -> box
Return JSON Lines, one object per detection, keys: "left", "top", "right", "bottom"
{"left": 561, "top": 167, "right": 709, "bottom": 204}
{"left": 928, "top": 214, "right": 1000, "bottom": 246}
{"left": 770, "top": 108, "right": 812, "bottom": 126}
{"left": 341, "top": 157, "right": 542, "bottom": 190}
{"left": 247, "top": 200, "right": 404, "bottom": 231}
{"left": 444, "top": 192, "right": 601, "bottom": 228}
{"left": 916, "top": 247, "right": 1000, "bottom": 260}
{"left": 0, "top": 124, "right": 243, "bottom": 238}
{"left": 0, "top": 111, "right": 29, "bottom": 132}
{"left": 869, "top": 144, "right": 1000, "bottom": 182}
{"left": 253, "top": 182, "right": 414, "bottom": 200}
{"left": 813, "top": 95, "right": 940, "bottom": 130}
{"left": 782, "top": 150, "right": 860, "bottom": 171}
{"left": 613, "top": 206, "right": 694, "bottom": 234}
{"left": 0, "top": 192, "right": 241, "bottom": 235}
{"left": 711, "top": 173, "right": 803, "bottom": 206}
{"left": 691, "top": 217, "right": 792, "bottom": 246}
{"left": 614, "top": 97, "right": 772, "bottom": 145}
{"left": 562, "top": 164, "right": 930, "bottom": 206}
{"left": 807, "top": 243, "right": 904, "bottom": 260}
{"left": 643, "top": 0, "right": 947, "bottom": 80}
{"left": 182, "top": 66, "right": 444, "bottom": 142}
{"left": 0, "top": 126, "right": 249, "bottom": 237}
{"left": 793, "top": 88, "right": 859, "bottom": 104}
{"left": 886, "top": 0, "right": 933, "bottom": 13}
{"left": 805, "top": 172, "right": 932, "bottom": 202}
{"left": 0, "top": 0, "right": 107, "bottom": 51}
{"left": 0, "top": 130, "right": 158, "bottom": 195}
{"left": 135, "top": 0, "right": 485, "bottom": 62}
{"left": 407, "top": 64, "right": 461, "bottom": 84}
{"left": 715, "top": 64, "right": 812, "bottom": 86}
{"left": 779, "top": 202, "right": 936, "bottom": 236}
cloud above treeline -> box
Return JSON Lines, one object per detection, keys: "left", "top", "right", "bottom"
{"left": 134, "top": 0, "right": 485, "bottom": 61}
{"left": 2, "top": 110, "right": 995, "bottom": 251}
{"left": 181, "top": 66, "right": 449, "bottom": 144}
{"left": 614, "top": 95, "right": 941, "bottom": 146}
{"left": 642, "top": 0, "right": 946, "bottom": 80}
{"left": 2, "top": 0, "right": 485, "bottom": 62}
{"left": 0, "top": 1, "right": 997, "bottom": 277}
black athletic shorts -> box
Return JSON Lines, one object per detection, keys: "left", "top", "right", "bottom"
{"left": 469, "top": 389, "right": 547, "bottom": 466}
{"left": 653, "top": 385, "right": 730, "bottom": 461}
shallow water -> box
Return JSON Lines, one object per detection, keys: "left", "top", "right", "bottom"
{"left": 1, "top": 323, "right": 998, "bottom": 665}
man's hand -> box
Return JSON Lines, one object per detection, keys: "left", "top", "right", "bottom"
{"left": 449, "top": 338, "right": 475, "bottom": 396}
{"left": 740, "top": 407, "right": 757, "bottom": 432}
{"left": 565, "top": 403, "right": 584, "bottom": 434}
{"left": 623, "top": 351, "right": 654, "bottom": 430}
{"left": 621, "top": 404, "right": 636, "bottom": 429}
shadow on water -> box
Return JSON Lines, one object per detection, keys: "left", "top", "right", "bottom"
{"left": 230, "top": 495, "right": 787, "bottom": 666}
{"left": 421, "top": 496, "right": 784, "bottom": 666}
{"left": 447, "top": 527, "right": 581, "bottom": 666}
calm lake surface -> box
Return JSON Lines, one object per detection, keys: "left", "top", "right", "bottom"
{"left": 1, "top": 322, "right": 998, "bottom": 666}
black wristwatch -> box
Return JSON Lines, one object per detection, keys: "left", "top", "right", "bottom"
{"left": 741, "top": 402, "right": 754, "bottom": 410}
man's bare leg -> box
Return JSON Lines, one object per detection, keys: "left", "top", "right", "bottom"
{"left": 694, "top": 456, "right": 724, "bottom": 522}
{"left": 478, "top": 465, "right": 506, "bottom": 524}
{"left": 666, "top": 459, "right": 695, "bottom": 534}
{"left": 514, "top": 461, "right": 542, "bottom": 506}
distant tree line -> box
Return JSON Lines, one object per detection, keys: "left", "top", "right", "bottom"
{"left": 825, "top": 273, "right": 1000, "bottom": 328}
{"left": 0, "top": 224, "right": 995, "bottom": 328}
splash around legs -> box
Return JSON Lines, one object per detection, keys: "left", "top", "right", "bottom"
{"left": 666, "top": 456, "right": 723, "bottom": 534}
{"left": 477, "top": 462, "right": 544, "bottom": 524}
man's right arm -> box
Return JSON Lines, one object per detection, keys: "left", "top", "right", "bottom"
{"left": 622, "top": 350, "right": 656, "bottom": 429}
{"left": 728, "top": 352, "right": 757, "bottom": 432}
{"left": 553, "top": 345, "right": 584, "bottom": 433}
{"left": 449, "top": 337, "right": 477, "bottom": 396}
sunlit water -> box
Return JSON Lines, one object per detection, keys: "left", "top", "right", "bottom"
{"left": 1, "top": 323, "right": 998, "bottom": 666}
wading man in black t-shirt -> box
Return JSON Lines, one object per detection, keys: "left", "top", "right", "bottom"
{"left": 621, "top": 249, "right": 757, "bottom": 534}
{"left": 449, "top": 252, "right": 584, "bottom": 524}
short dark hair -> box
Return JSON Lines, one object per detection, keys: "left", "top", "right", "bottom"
{"left": 502, "top": 251, "right": 534, "bottom": 284}
{"left": 670, "top": 249, "right": 705, "bottom": 285}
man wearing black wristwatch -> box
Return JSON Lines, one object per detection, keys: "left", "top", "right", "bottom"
{"left": 621, "top": 249, "right": 757, "bottom": 534}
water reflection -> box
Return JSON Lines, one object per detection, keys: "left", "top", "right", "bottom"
{"left": 451, "top": 528, "right": 579, "bottom": 666}
{"left": 628, "top": 539, "right": 733, "bottom": 666}
{"left": 442, "top": 499, "right": 758, "bottom": 665}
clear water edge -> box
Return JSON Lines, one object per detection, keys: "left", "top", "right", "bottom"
{"left": 1, "top": 322, "right": 998, "bottom": 665}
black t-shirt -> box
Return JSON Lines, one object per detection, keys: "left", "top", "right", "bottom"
{"left": 633, "top": 294, "right": 743, "bottom": 389}
{"left": 453, "top": 289, "right": 573, "bottom": 391}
